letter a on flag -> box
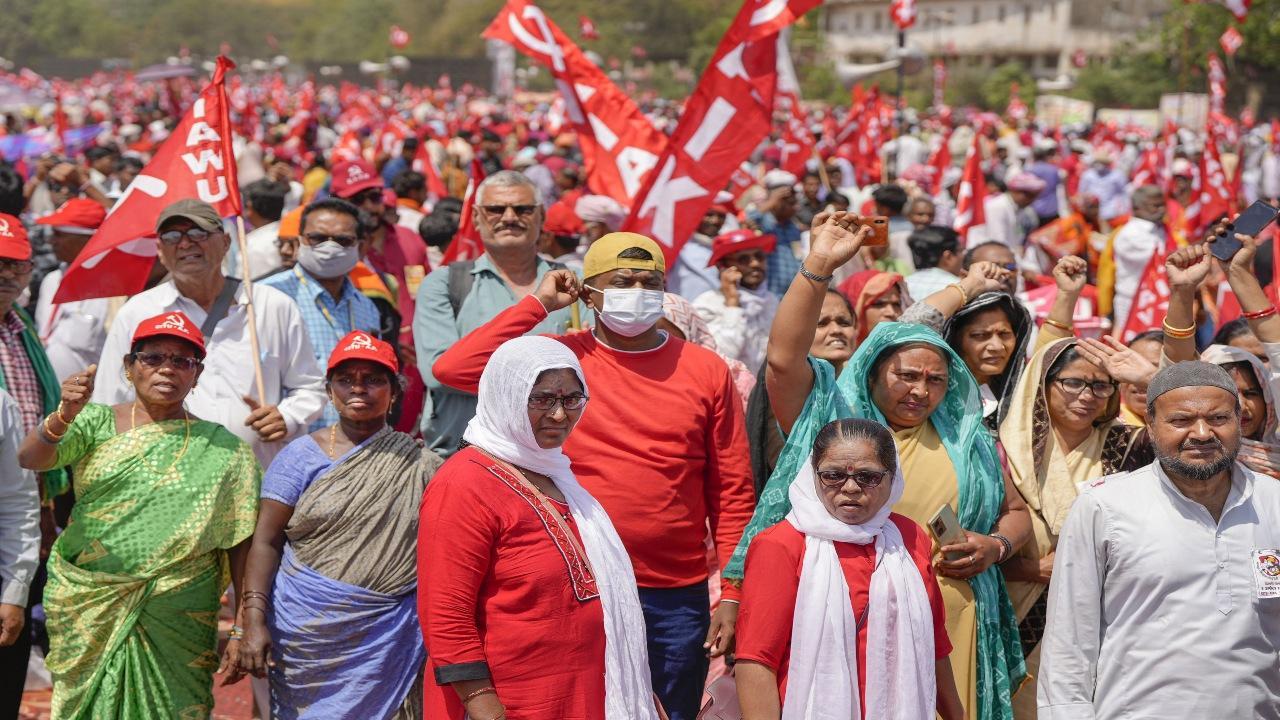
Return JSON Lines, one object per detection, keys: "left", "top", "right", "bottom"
{"left": 55, "top": 57, "right": 242, "bottom": 303}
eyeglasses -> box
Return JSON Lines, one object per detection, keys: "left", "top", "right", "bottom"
{"left": 131, "top": 351, "right": 202, "bottom": 371}
{"left": 480, "top": 204, "right": 538, "bottom": 220}
{"left": 158, "top": 227, "right": 219, "bottom": 245}
{"left": 0, "top": 258, "right": 33, "bottom": 275}
{"left": 1054, "top": 377, "right": 1117, "bottom": 398}
{"left": 351, "top": 189, "right": 384, "bottom": 205}
{"left": 816, "top": 468, "right": 891, "bottom": 491}
{"left": 303, "top": 232, "right": 360, "bottom": 247}
{"left": 527, "top": 393, "right": 589, "bottom": 411}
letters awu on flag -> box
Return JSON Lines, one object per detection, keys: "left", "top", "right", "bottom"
{"left": 484, "top": 0, "right": 667, "bottom": 205}
{"left": 55, "top": 57, "right": 242, "bottom": 303}
{"left": 622, "top": 0, "right": 821, "bottom": 263}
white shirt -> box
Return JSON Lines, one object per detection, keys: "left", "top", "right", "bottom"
{"left": 692, "top": 285, "right": 779, "bottom": 371}
{"left": 0, "top": 389, "right": 39, "bottom": 607}
{"left": 225, "top": 220, "right": 283, "bottom": 281}
{"left": 1039, "top": 461, "right": 1280, "bottom": 719}
{"left": 904, "top": 267, "right": 960, "bottom": 305}
{"left": 969, "top": 193, "right": 1020, "bottom": 249}
{"left": 93, "top": 280, "right": 326, "bottom": 467}
{"left": 1109, "top": 217, "right": 1165, "bottom": 332}
{"left": 396, "top": 205, "right": 425, "bottom": 236}
{"left": 35, "top": 266, "right": 113, "bottom": 381}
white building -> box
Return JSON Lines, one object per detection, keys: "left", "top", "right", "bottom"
{"left": 823, "top": 0, "right": 1169, "bottom": 79}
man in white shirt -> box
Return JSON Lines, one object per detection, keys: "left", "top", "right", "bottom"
{"left": 33, "top": 199, "right": 112, "bottom": 381}
{"left": 94, "top": 199, "right": 325, "bottom": 466}
{"left": 1039, "top": 361, "right": 1280, "bottom": 720}
{"left": 904, "top": 225, "right": 964, "bottom": 301}
{"left": 0, "top": 389, "right": 39, "bottom": 715}
{"left": 971, "top": 172, "right": 1045, "bottom": 250}
{"left": 692, "top": 229, "right": 780, "bottom": 370}
{"left": 226, "top": 179, "right": 289, "bottom": 281}
{"left": 1109, "top": 185, "right": 1168, "bottom": 333}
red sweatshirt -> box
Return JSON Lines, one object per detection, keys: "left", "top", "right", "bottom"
{"left": 433, "top": 295, "right": 754, "bottom": 599}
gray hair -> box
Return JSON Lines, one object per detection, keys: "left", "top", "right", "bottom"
{"left": 476, "top": 170, "right": 543, "bottom": 206}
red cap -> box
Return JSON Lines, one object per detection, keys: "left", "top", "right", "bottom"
{"left": 35, "top": 198, "right": 107, "bottom": 234}
{"left": 543, "top": 201, "right": 584, "bottom": 236}
{"left": 328, "top": 331, "right": 399, "bottom": 374}
{"left": 330, "top": 160, "right": 383, "bottom": 198}
{"left": 0, "top": 214, "right": 30, "bottom": 261}
{"left": 131, "top": 311, "right": 206, "bottom": 354}
{"left": 707, "top": 230, "right": 776, "bottom": 268}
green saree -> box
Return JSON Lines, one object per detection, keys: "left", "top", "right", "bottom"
{"left": 43, "top": 403, "right": 261, "bottom": 720}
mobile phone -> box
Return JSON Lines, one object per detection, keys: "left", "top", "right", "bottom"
{"left": 928, "top": 504, "right": 968, "bottom": 561}
{"left": 858, "top": 215, "right": 890, "bottom": 247}
{"left": 1210, "top": 200, "right": 1280, "bottom": 262}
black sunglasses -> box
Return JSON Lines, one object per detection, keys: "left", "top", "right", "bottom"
{"left": 816, "top": 469, "right": 890, "bottom": 491}
{"left": 159, "top": 227, "right": 219, "bottom": 246}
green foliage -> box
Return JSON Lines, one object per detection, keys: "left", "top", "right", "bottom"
{"left": 980, "top": 62, "right": 1035, "bottom": 112}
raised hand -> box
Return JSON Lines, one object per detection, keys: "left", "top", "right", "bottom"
{"left": 1165, "top": 244, "right": 1212, "bottom": 290}
{"left": 1052, "top": 255, "right": 1088, "bottom": 295}
{"left": 806, "top": 211, "right": 871, "bottom": 276}
{"left": 960, "top": 260, "right": 1012, "bottom": 297}
{"left": 534, "top": 269, "right": 581, "bottom": 313}
{"left": 1076, "top": 336, "right": 1159, "bottom": 388}
{"left": 59, "top": 364, "right": 97, "bottom": 422}
{"left": 719, "top": 266, "right": 743, "bottom": 307}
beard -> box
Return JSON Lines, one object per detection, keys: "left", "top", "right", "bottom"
{"left": 1155, "top": 437, "right": 1239, "bottom": 482}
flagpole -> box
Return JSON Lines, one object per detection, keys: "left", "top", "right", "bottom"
{"left": 235, "top": 215, "right": 268, "bottom": 403}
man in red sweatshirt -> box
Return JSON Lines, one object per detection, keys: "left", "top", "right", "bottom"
{"left": 433, "top": 232, "right": 754, "bottom": 720}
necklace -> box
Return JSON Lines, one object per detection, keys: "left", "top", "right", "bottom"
{"left": 131, "top": 400, "right": 191, "bottom": 477}
{"left": 328, "top": 423, "right": 339, "bottom": 458}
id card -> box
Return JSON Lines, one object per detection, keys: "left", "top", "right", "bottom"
{"left": 1253, "top": 549, "right": 1280, "bottom": 599}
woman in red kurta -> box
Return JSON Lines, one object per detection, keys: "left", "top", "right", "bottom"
{"left": 735, "top": 418, "right": 963, "bottom": 720}
{"left": 418, "top": 336, "right": 658, "bottom": 720}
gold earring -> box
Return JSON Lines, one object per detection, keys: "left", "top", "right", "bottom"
{"left": 124, "top": 371, "right": 132, "bottom": 381}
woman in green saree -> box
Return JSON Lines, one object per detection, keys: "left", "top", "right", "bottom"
{"left": 18, "top": 311, "right": 260, "bottom": 719}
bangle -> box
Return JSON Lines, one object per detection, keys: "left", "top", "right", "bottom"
{"left": 1242, "top": 306, "right": 1278, "bottom": 321}
{"left": 1043, "top": 317, "right": 1073, "bottom": 332}
{"left": 462, "top": 686, "right": 497, "bottom": 703}
{"left": 798, "top": 265, "right": 833, "bottom": 284}
{"left": 1161, "top": 318, "right": 1196, "bottom": 339}
{"left": 946, "top": 283, "right": 969, "bottom": 305}
{"left": 55, "top": 402, "right": 72, "bottom": 425}
{"left": 42, "top": 415, "right": 65, "bottom": 442}
{"left": 229, "top": 625, "right": 244, "bottom": 640}
{"left": 990, "top": 533, "right": 1014, "bottom": 564}
{"left": 241, "top": 590, "right": 270, "bottom": 602}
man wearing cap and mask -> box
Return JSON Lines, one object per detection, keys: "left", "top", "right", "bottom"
{"left": 692, "top": 229, "right": 780, "bottom": 370}
{"left": 260, "top": 198, "right": 380, "bottom": 429}
{"left": 32, "top": 199, "right": 111, "bottom": 381}
{"left": 94, "top": 198, "right": 325, "bottom": 466}
{"left": 1040, "top": 361, "right": 1280, "bottom": 719}
{"left": 433, "top": 232, "right": 754, "bottom": 720}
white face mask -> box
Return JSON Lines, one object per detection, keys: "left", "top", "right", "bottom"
{"left": 587, "top": 286, "right": 665, "bottom": 337}
{"left": 296, "top": 240, "right": 359, "bottom": 279}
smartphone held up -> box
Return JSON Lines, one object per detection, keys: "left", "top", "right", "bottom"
{"left": 1209, "top": 200, "right": 1280, "bottom": 262}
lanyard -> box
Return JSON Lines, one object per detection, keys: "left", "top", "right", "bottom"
{"left": 294, "top": 267, "right": 355, "bottom": 332}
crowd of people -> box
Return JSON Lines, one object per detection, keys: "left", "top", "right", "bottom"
{"left": 0, "top": 67, "right": 1279, "bottom": 720}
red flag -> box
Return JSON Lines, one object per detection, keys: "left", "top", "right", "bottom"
{"left": 484, "top": 0, "right": 667, "bottom": 205}
{"left": 412, "top": 139, "right": 449, "bottom": 201}
{"left": 1120, "top": 236, "right": 1176, "bottom": 342}
{"left": 775, "top": 28, "right": 812, "bottom": 178}
{"left": 953, "top": 132, "right": 986, "bottom": 240}
{"left": 927, "top": 129, "right": 952, "bottom": 195}
{"left": 52, "top": 91, "right": 69, "bottom": 154}
{"left": 439, "top": 158, "right": 487, "bottom": 265}
{"left": 1207, "top": 53, "right": 1227, "bottom": 115}
{"left": 621, "top": 0, "right": 821, "bottom": 260}
{"left": 389, "top": 25, "right": 411, "bottom": 49}
{"left": 1198, "top": 132, "right": 1233, "bottom": 233}
{"left": 55, "top": 57, "right": 241, "bottom": 303}
{"left": 1208, "top": 0, "right": 1252, "bottom": 22}
{"left": 579, "top": 14, "right": 599, "bottom": 41}
{"left": 1220, "top": 26, "right": 1244, "bottom": 56}
{"left": 890, "top": 0, "right": 917, "bottom": 30}
{"left": 333, "top": 130, "right": 364, "bottom": 163}
{"left": 1131, "top": 147, "right": 1162, "bottom": 189}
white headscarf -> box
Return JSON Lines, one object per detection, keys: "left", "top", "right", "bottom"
{"left": 781, "top": 440, "right": 936, "bottom": 720}
{"left": 462, "top": 336, "right": 658, "bottom": 720}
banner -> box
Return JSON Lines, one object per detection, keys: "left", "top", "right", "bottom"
{"left": 484, "top": 0, "right": 667, "bottom": 205}
{"left": 890, "top": 0, "right": 917, "bottom": 30}
{"left": 55, "top": 57, "right": 242, "bottom": 303}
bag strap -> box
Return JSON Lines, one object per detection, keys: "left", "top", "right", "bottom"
{"left": 446, "top": 260, "right": 475, "bottom": 319}
{"left": 201, "top": 277, "right": 242, "bottom": 339}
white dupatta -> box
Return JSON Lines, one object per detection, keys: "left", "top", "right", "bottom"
{"left": 462, "top": 335, "right": 658, "bottom": 720}
{"left": 781, "top": 454, "right": 936, "bottom": 720}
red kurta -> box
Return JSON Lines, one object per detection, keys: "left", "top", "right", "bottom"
{"left": 432, "top": 295, "right": 755, "bottom": 600}
{"left": 418, "top": 447, "right": 606, "bottom": 719}
{"left": 735, "top": 516, "right": 952, "bottom": 709}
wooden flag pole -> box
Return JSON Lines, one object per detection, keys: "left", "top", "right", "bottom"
{"left": 235, "top": 215, "right": 267, "bottom": 403}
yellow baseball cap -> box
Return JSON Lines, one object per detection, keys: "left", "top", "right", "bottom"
{"left": 581, "top": 232, "right": 666, "bottom": 280}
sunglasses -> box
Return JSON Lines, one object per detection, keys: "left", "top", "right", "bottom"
{"left": 816, "top": 469, "right": 890, "bottom": 490}
{"left": 351, "top": 189, "right": 384, "bottom": 205}
{"left": 480, "top": 204, "right": 538, "bottom": 220}
{"left": 159, "top": 227, "right": 219, "bottom": 245}
{"left": 527, "top": 393, "right": 589, "bottom": 411}
{"left": 0, "top": 258, "right": 33, "bottom": 275}
{"left": 304, "top": 231, "right": 360, "bottom": 248}
{"left": 131, "top": 351, "right": 202, "bottom": 371}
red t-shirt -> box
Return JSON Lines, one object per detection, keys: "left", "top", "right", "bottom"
{"left": 431, "top": 295, "right": 755, "bottom": 600}
{"left": 735, "top": 516, "right": 952, "bottom": 708}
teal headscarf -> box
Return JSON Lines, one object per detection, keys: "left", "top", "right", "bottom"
{"left": 726, "top": 322, "right": 1024, "bottom": 720}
